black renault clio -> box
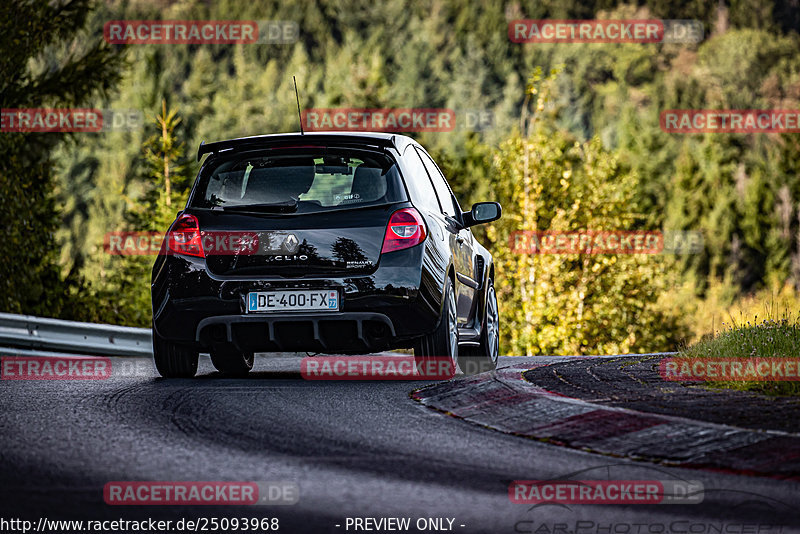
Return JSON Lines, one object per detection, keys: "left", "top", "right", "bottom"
{"left": 151, "top": 132, "right": 501, "bottom": 378}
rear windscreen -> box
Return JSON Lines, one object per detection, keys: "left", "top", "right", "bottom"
{"left": 191, "top": 148, "right": 405, "bottom": 214}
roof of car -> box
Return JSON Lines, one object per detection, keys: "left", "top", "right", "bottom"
{"left": 197, "top": 131, "right": 418, "bottom": 161}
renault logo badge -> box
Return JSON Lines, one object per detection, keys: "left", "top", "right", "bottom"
{"left": 284, "top": 233, "right": 299, "bottom": 254}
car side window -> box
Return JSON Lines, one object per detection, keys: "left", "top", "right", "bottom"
{"left": 416, "top": 147, "right": 458, "bottom": 218}
{"left": 402, "top": 145, "right": 441, "bottom": 214}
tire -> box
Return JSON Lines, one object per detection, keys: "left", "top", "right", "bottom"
{"left": 414, "top": 276, "right": 458, "bottom": 379}
{"left": 458, "top": 280, "right": 499, "bottom": 376}
{"left": 210, "top": 345, "right": 254, "bottom": 377}
{"left": 153, "top": 325, "right": 199, "bottom": 378}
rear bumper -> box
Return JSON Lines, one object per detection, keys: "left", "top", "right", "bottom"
{"left": 151, "top": 244, "right": 444, "bottom": 353}
{"left": 195, "top": 312, "right": 396, "bottom": 353}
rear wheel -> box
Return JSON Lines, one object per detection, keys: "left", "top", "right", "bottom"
{"left": 210, "top": 345, "right": 254, "bottom": 377}
{"left": 414, "top": 277, "right": 458, "bottom": 379}
{"left": 153, "top": 326, "right": 199, "bottom": 378}
{"left": 459, "top": 280, "right": 499, "bottom": 375}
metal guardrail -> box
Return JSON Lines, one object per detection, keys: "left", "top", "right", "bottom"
{"left": 0, "top": 313, "right": 151, "bottom": 357}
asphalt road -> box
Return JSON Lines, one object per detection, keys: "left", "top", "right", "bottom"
{"left": 1, "top": 353, "right": 799, "bottom": 534}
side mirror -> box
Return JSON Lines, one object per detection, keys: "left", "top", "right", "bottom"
{"left": 463, "top": 202, "right": 501, "bottom": 227}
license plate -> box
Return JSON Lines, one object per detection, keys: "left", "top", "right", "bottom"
{"left": 247, "top": 290, "right": 339, "bottom": 313}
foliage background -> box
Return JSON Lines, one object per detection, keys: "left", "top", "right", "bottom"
{"left": 4, "top": 0, "right": 800, "bottom": 355}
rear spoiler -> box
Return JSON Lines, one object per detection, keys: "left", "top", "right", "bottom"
{"left": 197, "top": 134, "right": 397, "bottom": 161}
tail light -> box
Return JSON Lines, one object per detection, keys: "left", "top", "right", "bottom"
{"left": 381, "top": 208, "right": 427, "bottom": 253}
{"left": 166, "top": 214, "right": 204, "bottom": 258}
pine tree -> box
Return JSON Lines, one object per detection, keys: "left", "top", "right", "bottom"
{"left": 97, "top": 101, "right": 189, "bottom": 326}
{"left": 140, "top": 99, "right": 188, "bottom": 230}
{"left": 0, "top": 0, "right": 123, "bottom": 317}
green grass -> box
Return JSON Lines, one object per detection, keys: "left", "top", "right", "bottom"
{"left": 677, "top": 311, "right": 800, "bottom": 396}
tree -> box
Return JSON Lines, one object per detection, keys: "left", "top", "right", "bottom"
{"left": 95, "top": 101, "right": 189, "bottom": 326}
{"left": 489, "top": 69, "right": 683, "bottom": 355}
{"left": 140, "top": 100, "right": 188, "bottom": 226}
{"left": 0, "top": 0, "right": 123, "bottom": 317}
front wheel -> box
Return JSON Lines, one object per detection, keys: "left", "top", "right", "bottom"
{"left": 153, "top": 326, "right": 199, "bottom": 378}
{"left": 414, "top": 277, "right": 459, "bottom": 379}
{"left": 459, "top": 280, "right": 499, "bottom": 375}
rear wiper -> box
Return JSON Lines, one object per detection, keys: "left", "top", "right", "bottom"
{"left": 221, "top": 200, "right": 298, "bottom": 213}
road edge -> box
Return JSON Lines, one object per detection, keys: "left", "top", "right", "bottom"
{"left": 410, "top": 356, "right": 800, "bottom": 480}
